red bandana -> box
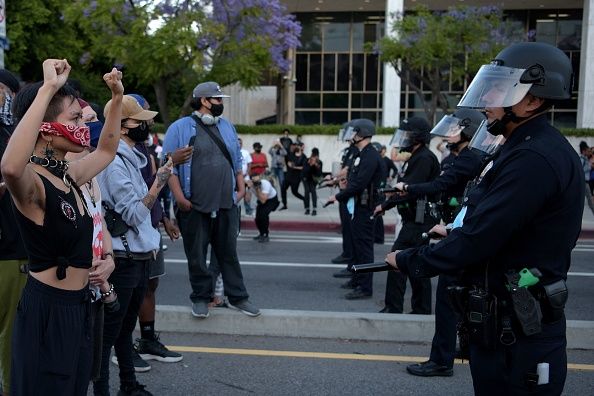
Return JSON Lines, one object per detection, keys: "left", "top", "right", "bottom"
{"left": 40, "top": 122, "right": 90, "bottom": 148}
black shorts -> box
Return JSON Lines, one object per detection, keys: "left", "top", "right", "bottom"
{"left": 11, "top": 276, "right": 92, "bottom": 396}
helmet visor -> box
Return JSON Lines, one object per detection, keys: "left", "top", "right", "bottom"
{"left": 430, "top": 115, "right": 464, "bottom": 138}
{"left": 337, "top": 127, "right": 346, "bottom": 141}
{"left": 458, "top": 65, "right": 533, "bottom": 109}
{"left": 389, "top": 129, "right": 414, "bottom": 148}
{"left": 468, "top": 120, "right": 506, "bottom": 156}
{"left": 342, "top": 126, "right": 357, "bottom": 142}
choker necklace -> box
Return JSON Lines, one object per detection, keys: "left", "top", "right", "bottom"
{"left": 30, "top": 155, "right": 71, "bottom": 188}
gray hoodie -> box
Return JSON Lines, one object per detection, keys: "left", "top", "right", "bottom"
{"left": 97, "top": 140, "right": 160, "bottom": 254}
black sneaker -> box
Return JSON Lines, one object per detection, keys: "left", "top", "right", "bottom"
{"left": 331, "top": 255, "right": 351, "bottom": 265}
{"left": 304, "top": 209, "right": 310, "bottom": 215}
{"left": 111, "top": 349, "right": 151, "bottom": 373}
{"left": 117, "top": 381, "right": 153, "bottom": 396}
{"left": 406, "top": 360, "right": 453, "bottom": 377}
{"left": 344, "top": 287, "right": 372, "bottom": 300}
{"left": 279, "top": 205, "right": 288, "bottom": 211}
{"left": 258, "top": 235, "right": 269, "bottom": 243}
{"left": 312, "top": 210, "right": 317, "bottom": 216}
{"left": 136, "top": 334, "right": 183, "bottom": 363}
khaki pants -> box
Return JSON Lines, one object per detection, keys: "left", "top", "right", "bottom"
{"left": 0, "top": 260, "right": 28, "bottom": 393}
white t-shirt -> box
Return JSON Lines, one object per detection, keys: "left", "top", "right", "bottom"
{"left": 241, "top": 148, "right": 252, "bottom": 176}
{"left": 258, "top": 179, "right": 277, "bottom": 200}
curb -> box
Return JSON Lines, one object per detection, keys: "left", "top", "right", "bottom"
{"left": 155, "top": 305, "right": 594, "bottom": 349}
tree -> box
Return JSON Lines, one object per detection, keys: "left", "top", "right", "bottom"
{"left": 378, "top": 5, "right": 524, "bottom": 123}
{"left": 6, "top": 0, "right": 301, "bottom": 126}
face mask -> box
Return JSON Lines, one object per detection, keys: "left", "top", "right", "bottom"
{"left": 40, "top": 122, "right": 90, "bottom": 147}
{"left": 209, "top": 101, "right": 224, "bottom": 117}
{"left": 127, "top": 122, "right": 150, "bottom": 143}
{"left": 0, "top": 94, "right": 14, "bottom": 125}
{"left": 86, "top": 120, "right": 103, "bottom": 148}
{"left": 399, "top": 145, "right": 414, "bottom": 153}
{"left": 255, "top": 149, "right": 261, "bottom": 153}
{"left": 446, "top": 141, "right": 461, "bottom": 152}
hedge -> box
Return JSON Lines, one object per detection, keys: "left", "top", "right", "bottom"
{"left": 152, "top": 123, "right": 594, "bottom": 137}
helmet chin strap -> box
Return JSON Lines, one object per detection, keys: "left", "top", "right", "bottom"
{"left": 486, "top": 107, "right": 531, "bottom": 136}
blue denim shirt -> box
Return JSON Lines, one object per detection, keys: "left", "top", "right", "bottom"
{"left": 162, "top": 113, "right": 242, "bottom": 201}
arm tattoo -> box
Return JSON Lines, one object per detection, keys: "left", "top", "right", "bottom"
{"left": 142, "top": 193, "right": 157, "bottom": 209}
{"left": 156, "top": 171, "right": 169, "bottom": 189}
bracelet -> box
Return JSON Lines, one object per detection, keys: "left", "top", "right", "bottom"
{"left": 103, "top": 252, "right": 114, "bottom": 260}
{"left": 100, "top": 283, "right": 115, "bottom": 299}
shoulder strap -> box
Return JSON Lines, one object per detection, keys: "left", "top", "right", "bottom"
{"left": 191, "top": 114, "right": 235, "bottom": 172}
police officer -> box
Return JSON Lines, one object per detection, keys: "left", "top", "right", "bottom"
{"left": 331, "top": 122, "right": 359, "bottom": 274}
{"left": 386, "top": 42, "right": 581, "bottom": 394}
{"left": 377, "top": 117, "right": 440, "bottom": 314}
{"left": 327, "top": 119, "right": 385, "bottom": 299}
{"left": 393, "top": 109, "right": 486, "bottom": 377}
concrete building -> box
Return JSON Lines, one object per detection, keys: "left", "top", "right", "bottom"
{"left": 226, "top": 1, "right": 590, "bottom": 129}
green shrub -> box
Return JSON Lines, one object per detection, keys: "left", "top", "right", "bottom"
{"left": 153, "top": 122, "right": 594, "bottom": 137}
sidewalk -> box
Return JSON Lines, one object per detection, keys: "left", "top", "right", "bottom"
{"left": 241, "top": 189, "right": 594, "bottom": 238}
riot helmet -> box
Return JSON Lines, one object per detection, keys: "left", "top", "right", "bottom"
{"left": 389, "top": 117, "right": 431, "bottom": 152}
{"left": 342, "top": 118, "right": 375, "bottom": 142}
{"left": 337, "top": 122, "right": 350, "bottom": 142}
{"left": 458, "top": 42, "right": 573, "bottom": 110}
{"left": 468, "top": 121, "right": 505, "bottom": 156}
{"left": 431, "top": 109, "right": 486, "bottom": 141}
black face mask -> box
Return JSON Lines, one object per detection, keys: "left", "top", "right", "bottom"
{"left": 399, "top": 145, "right": 414, "bottom": 153}
{"left": 127, "top": 122, "right": 150, "bottom": 143}
{"left": 446, "top": 141, "right": 461, "bottom": 152}
{"left": 209, "top": 101, "right": 224, "bottom": 117}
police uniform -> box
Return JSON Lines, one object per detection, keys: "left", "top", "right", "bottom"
{"left": 404, "top": 145, "right": 484, "bottom": 374}
{"left": 338, "top": 144, "right": 359, "bottom": 264}
{"left": 396, "top": 114, "right": 583, "bottom": 394}
{"left": 336, "top": 142, "right": 385, "bottom": 297}
{"left": 382, "top": 145, "right": 440, "bottom": 313}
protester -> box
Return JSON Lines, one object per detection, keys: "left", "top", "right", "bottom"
{"left": 280, "top": 143, "right": 306, "bottom": 210}
{"left": 2, "top": 60, "right": 123, "bottom": 395}
{"left": 247, "top": 174, "right": 280, "bottom": 242}
{"left": 250, "top": 142, "right": 268, "bottom": 177}
{"left": 302, "top": 147, "right": 322, "bottom": 216}
{"left": 163, "top": 81, "right": 259, "bottom": 319}
{"left": 0, "top": 69, "right": 27, "bottom": 396}
{"left": 268, "top": 139, "right": 287, "bottom": 188}
{"left": 94, "top": 95, "right": 173, "bottom": 396}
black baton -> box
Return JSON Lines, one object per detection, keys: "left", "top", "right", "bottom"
{"left": 351, "top": 262, "right": 393, "bottom": 273}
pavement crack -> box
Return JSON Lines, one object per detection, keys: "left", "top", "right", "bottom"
{"left": 214, "top": 379, "right": 255, "bottom": 393}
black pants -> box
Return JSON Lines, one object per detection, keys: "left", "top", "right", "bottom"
{"left": 11, "top": 276, "right": 92, "bottom": 396}
{"left": 429, "top": 274, "right": 459, "bottom": 368}
{"left": 339, "top": 201, "right": 353, "bottom": 261}
{"left": 349, "top": 205, "right": 375, "bottom": 294}
{"left": 93, "top": 257, "right": 149, "bottom": 396}
{"left": 385, "top": 220, "right": 435, "bottom": 314}
{"left": 255, "top": 196, "right": 280, "bottom": 236}
{"left": 303, "top": 179, "right": 317, "bottom": 210}
{"left": 281, "top": 177, "right": 305, "bottom": 206}
{"left": 177, "top": 207, "right": 249, "bottom": 305}
{"left": 469, "top": 318, "right": 567, "bottom": 395}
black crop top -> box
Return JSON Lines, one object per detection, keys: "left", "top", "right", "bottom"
{"left": 12, "top": 173, "right": 93, "bottom": 279}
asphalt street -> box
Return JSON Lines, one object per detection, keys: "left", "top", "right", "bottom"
{"left": 157, "top": 230, "right": 594, "bottom": 321}
{"left": 90, "top": 332, "right": 594, "bottom": 395}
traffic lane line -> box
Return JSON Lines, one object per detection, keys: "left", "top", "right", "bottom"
{"left": 165, "top": 345, "right": 594, "bottom": 371}
{"left": 164, "top": 259, "right": 594, "bottom": 277}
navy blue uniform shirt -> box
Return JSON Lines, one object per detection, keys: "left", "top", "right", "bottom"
{"left": 382, "top": 145, "right": 440, "bottom": 211}
{"left": 406, "top": 146, "right": 484, "bottom": 199}
{"left": 336, "top": 143, "right": 385, "bottom": 204}
{"left": 396, "top": 115, "right": 584, "bottom": 293}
